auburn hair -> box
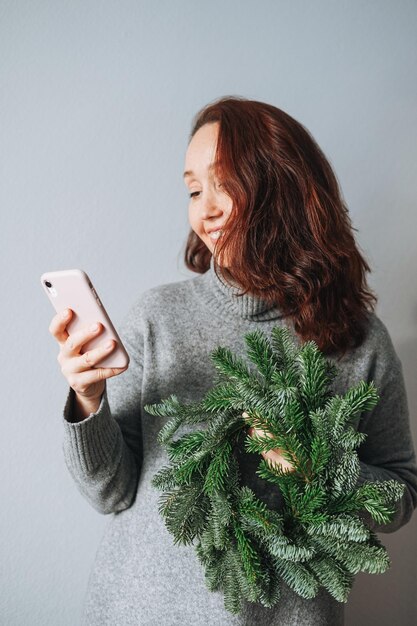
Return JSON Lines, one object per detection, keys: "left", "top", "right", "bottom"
{"left": 183, "top": 96, "right": 377, "bottom": 358}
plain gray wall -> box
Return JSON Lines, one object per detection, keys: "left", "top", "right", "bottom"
{"left": 1, "top": 1, "right": 416, "bottom": 624}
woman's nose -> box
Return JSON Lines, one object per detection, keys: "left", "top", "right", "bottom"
{"left": 200, "top": 189, "right": 223, "bottom": 220}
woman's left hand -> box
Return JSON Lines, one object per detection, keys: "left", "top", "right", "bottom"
{"left": 242, "top": 412, "right": 295, "bottom": 472}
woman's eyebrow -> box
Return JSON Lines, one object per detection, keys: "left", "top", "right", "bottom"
{"left": 183, "top": 163, "right": 218, "bottom": 179}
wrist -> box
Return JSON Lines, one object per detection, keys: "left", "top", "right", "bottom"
{"left": 71, "top": 392, "right": 102, "bottom": 423}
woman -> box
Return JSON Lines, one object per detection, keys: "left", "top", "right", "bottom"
{"left": 50, "top": 96, "right": 417, "bottom": 625}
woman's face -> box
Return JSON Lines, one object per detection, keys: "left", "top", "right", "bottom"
{"left": 184, "top": 122, "right": 233, "bottom": 265}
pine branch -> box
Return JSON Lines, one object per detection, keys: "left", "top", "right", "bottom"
{"left": 272, "top": 557, "right": 319, "bottom": 599}
{"left": 307, "top": 556, "right": 354, "bottom": 602}
{"left": 203, "top": 440, "right": 233, "bottom": 495}
{"left": 244, "top": 329, "right": 281, "bottom": 383}
{"left": 297, "top": 340, "right": 333, "bottom": 412}
{"left": 210, "top": 346, "right": 254, "bottom": 383}
{"left": 305, "top": 513, "right": 370, "bottom": 542}
{"left": 146, "top": 325, "right": 405, "bottom": 614}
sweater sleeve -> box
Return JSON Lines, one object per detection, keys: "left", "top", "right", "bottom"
{"left": 354, "top": 319, "right": 417, "bottom": 533}
{"left": 61, "top": 296, "right": 145, "bottom": 515}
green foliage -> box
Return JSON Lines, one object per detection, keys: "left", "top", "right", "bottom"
{"left": 144, "top": 326, "right": 405, "bottom": 615}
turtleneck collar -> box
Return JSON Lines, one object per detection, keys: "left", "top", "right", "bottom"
{"left": 197, "top": 255, "right": 283, "bottom": 321}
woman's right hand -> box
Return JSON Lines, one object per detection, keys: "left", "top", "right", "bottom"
{"left": 49, "top": 308, "right": 128, "bottom": 409}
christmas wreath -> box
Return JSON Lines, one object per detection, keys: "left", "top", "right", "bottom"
{"left": 144, "top": 326, "right": 405, "bottom": 615}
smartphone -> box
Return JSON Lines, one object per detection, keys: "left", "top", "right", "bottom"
{"left": 40, "top": 269, "right": 130, "bottom": 369}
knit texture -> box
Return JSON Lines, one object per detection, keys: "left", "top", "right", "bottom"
{"left": 62, "top": 255, "right": 417, "bottom": 625}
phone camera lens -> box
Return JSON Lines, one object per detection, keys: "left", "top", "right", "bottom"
{"left": 45, "top": 281, "right": 52, "bottom": 288}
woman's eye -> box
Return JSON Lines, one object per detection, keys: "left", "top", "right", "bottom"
{"left": 189, "top": 191, "right": 200, "bottom": 199}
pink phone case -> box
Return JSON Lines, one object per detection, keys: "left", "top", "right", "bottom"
{"left": 40, "top": 269, "right": 130, "bottom": 369}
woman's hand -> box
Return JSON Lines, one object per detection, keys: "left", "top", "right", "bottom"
{"left": 49, "top": 308, "right": 128, "bottom": 416}
{"left": 242, "top": 412, "right": 295, "bottom": 472}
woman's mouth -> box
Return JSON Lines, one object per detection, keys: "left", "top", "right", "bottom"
{"left": 208, "top": 230, "right": 224, "bottom": 241}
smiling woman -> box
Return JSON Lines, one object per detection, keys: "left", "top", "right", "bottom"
{"left": 184, "top": 122, "right": 234, "bottom": 266}
{"left": 183, "top": 96, "right": 377, "bottom": 359}
{"left": 57, "top": 95, "right": 417, "bottom": 626}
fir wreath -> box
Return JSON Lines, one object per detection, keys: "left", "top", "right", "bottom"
{"left": 144, "top": 326, "right": 405, "bottom": 615}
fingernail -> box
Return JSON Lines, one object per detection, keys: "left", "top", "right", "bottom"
{"left": 105, "top": 340, "right": 114, "bottom": 349}
{"left": 62, "top": 309, "right": 70, "bottom": 318}
{"left": 90, "top": 323, "right": 99, "bottom": 331}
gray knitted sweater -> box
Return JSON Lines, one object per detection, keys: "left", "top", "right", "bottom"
{"left": 62, "top": 255, "right": 417, "bottom": 626}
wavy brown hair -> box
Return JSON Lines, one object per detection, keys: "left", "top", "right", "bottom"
{"left": 183, "top": 96, "right": 377, "bottom": 358}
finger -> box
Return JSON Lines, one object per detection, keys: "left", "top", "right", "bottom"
{"left": 49, "top": 308, "right": 73, "bottom": 345}
{"left": 248, "top": 426, "right": 267, "bottom": 439}
{"left": 263, "top": 448, "right": 294, "bottom": 472}
{"left": 248, "top": 429, "right": 290, "bottom": 464}
{"left": 71, "top": 338, "right": 118, "bottom": 373}
{"left": 249, "top": 426, "right": 274, "bottom": 440}
{"left": 67, "top": 364, "right": 128, "bottom": 395}
{"left": 62, "top": 321, "right": 103, "bottom": 358}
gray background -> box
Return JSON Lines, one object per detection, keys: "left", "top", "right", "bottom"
{"left": 1, "top": 1, "right": 416, "bottom": 624}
